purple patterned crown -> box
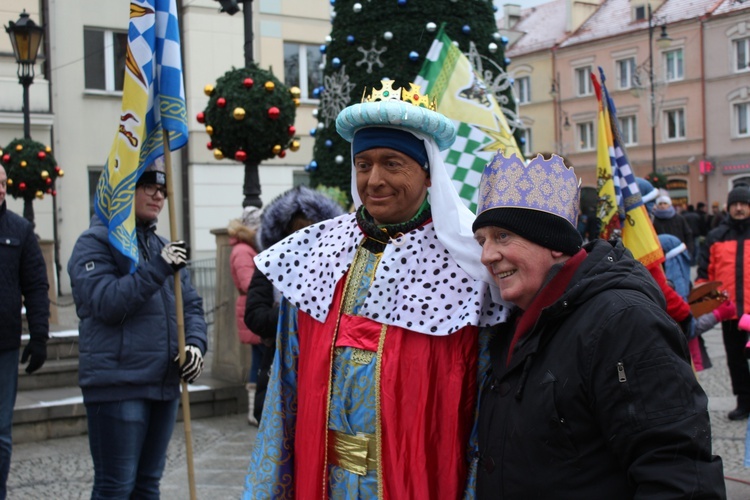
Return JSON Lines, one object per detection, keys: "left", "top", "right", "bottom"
{"left": 477, "top": 152, "right": 580, "bottom": 227}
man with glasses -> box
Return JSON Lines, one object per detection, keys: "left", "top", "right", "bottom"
{"left": 68, "top": 162, "right": 207, "bottom": 498}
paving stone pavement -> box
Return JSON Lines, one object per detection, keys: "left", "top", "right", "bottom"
{"left": 7, "top": 323, "right": 750, "bottom": 498}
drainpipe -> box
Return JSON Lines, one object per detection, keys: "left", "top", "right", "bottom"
{"left": 699, "top": 15, "right": 708, "bottom": 205}
{"left": 176, "top": 0, "right": 192, "bottom": 250}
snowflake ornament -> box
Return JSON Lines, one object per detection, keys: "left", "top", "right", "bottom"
{"left": 465, "top": 41, "right": 521, "bottom": 133}
{"left": 356, "top": 40, "right": 387, "bottom": 74}
{"left": 319, "top": 66, "right": 357, "bottom": 126}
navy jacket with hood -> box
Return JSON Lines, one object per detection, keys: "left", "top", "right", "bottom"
{"left": 68, "top": 217, "right": 207, "bottom": 403}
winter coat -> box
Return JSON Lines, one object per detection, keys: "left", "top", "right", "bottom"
{"left": 652, "top": 211, "right": 694, "bottom": 256}
{"left": 0, "top": 202, "right": 49, "bottom": 350}
{"left": 476, "top": 239, "right": 724, "bottom": 499}
{"left": 229, "top": 221, "right": 261, "bottom": 345}
{"left": 698, "top": 216, "right": 750, "bottom": 318}
{"left": 68, "top": 217, "right": 207, "bottom": 403}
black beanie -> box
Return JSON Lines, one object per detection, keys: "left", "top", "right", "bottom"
{"left": 472, "top": 207, "right": 583, "bottom": 256}
{"left": 727, "top": 186, "right": 750, "bottom": 207}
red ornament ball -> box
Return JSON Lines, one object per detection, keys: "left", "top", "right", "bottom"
{"left": 54, "top": 166, "right": 61, "bottom": 173}
{"left": 51, "top": 190, "right": 57, "bottom": 196}
{"left": 267, "top": 107, "right": 280, "bottom": 120}
{"left": 217, "top": 97, "right": 227, "bottom": 108}
{"left": 196, "top": 112, "right": 205, "bottom": 124}
{"left": 38, "top": 151, "right": 46, "bottom": 160}
{"left": 2, "top": 154, "right": 9, "bottom": 163}
{"left": 278, "top": 150, "right": 287, "bottom": 158}
{"left": 235, "top": 150, "right": 247, "bottom": 162}
{"left": 207, "top": 141, "right": 214, "bottom": 150}
{"left": 243, "top": 78, "right": 254, "bottom": 88}
{"left": 288, "top": 125, "right": 296, "bottom": 136}
{"left": 19, "top": 182, "right": 27, "bottom": 191}
{"left": 45, "top": 178, "right": 52, "bottom": 185}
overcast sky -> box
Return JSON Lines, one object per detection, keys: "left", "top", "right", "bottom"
{"left": 493, "top": 0, "right": 551, "bottom": 12}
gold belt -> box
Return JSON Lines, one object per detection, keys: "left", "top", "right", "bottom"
{"left": 327, "top": 430, "right": 378, "bottom": 476}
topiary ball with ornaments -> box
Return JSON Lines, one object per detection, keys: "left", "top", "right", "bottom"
{"left": 199, "top": 63, "right": 299, "bottom": 165}
{"left": 1, "top": 138, "right": 63, "bottom": 200}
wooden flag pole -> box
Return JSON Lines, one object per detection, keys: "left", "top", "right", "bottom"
{"left": 162, "top": 131, "right": 197, "bottom": 500}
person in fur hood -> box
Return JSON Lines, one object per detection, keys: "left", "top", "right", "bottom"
{"left": 243, "top": 186, "right": 344, "bottom": 425}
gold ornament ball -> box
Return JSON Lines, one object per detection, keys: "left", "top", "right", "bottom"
{"left": 45, "top": 146, "right": 52, "bottom": 153}
{"left": 293, "top": 98, "right": 300, "bottom": 107}
{"left": 213, "top": 149, "right": 224, "bottom": 160}
{"left": 264, "top": 81, "right": 275, "bottom": 92}
{"left": 204, "top": 84, "right": 214, "bottom": 96}
{"left": 290, "top": 140, "right": 301, "bottom": 152}
{"left": 272, "top": 144, "right": 282, "bottom": 154}
{"left": 206, "top": 125, "right": 214, "bottom": 136}
{"left": 290, "top": 86, "right": 301, "bottom": 99}
{"left": 36, "top": 190, "right": 44, "bottom": 199}
{"left": 233, "top": 107, "right": 246, "bottom": 120}
{"left": 58, "top": 169, "right": 65, "bottom": 177}
{"left": 15, "top": 144, "right": 23, "bottom": 151}
{"left": 6, "top": 178, "right": 12, "bottom": 186}
{"left": 41, "top": 170, "right": 49, "bottom": 179}
{"left": 20, "top": 161, "right": 27, "bottom": 168}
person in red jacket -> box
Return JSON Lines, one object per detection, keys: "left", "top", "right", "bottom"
{"left": 697, "top": 185, "right": 750, "bottom": 420}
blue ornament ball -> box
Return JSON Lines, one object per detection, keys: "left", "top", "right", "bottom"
{"left": 313, "top": 87, "right": 322, "bottom": 98}
{"left": 501, "top": 36, "right": 509, "bottom": 44}
{"left": 332, "top": 57, "right": 341, "bottom": 68}
{"left": 397, "top": 0, "right": 406, "bottom": 5}
{"left": 519, "top": 136, "right": 526, "bottom": 145}
{"left": 319, "top": 44, "right": 327, "bottom": 54}
{"left": 325, "top": 139, "right": 333, "bottom": 148}
{"left": 330, "top": 0, "right": 335, "bottom": 4}
{"left": 346, "top": 35, "right": 355, "bottom": 45}
{"left": 462, "top": 24, "right": 471, "bottom": 35}
{"left": 310, "top": 128, "right": 317, "bottom": 136}
{"left": 306, "top": 160, "right": 319, "bottom": 172}
{"left": 505, "top": 57, "right": 512, "bottom": 65}
{"left": 408, "top": 51, "right": 419, "bottom": 62}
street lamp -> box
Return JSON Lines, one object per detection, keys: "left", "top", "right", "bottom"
{"left": 646, "top": 4, "right": 671, "bottom": 174}
{"left": 549, "top": 74, "right": 570, "bottom": 155}
{"left": 5, "top": 10, "right": 44, "bottom": 139}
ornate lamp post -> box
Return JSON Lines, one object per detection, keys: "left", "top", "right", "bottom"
{"left": 549, "top": 73, "right": 571, "bottom": 155}
{"left": 5, "top": 10, "right": 44, "bottom": 140}
{"left": 646, "top": 4, "right": 671, "bottom": 174}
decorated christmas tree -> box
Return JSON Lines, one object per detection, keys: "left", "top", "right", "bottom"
{"left": 308, "top": 0, "right": 521, "bottom": 204}
{"left": 198, "top": 63, "right": 299, "bottom": 207}
{"left": 1, "top": 138, "right": 63, "bottom": 225}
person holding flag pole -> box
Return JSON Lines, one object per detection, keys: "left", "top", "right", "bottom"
{"left": 67, "top": 1, "right": 206, "bottom": 498}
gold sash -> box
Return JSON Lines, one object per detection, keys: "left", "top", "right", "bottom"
{"left": 327, "top": 430, "right": 378, "bottom": 476}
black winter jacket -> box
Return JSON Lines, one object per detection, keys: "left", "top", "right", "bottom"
{"left": 476, "top": 239, "right": 725, "bottom": 499}
{"left": 0, "top": 202, "right": 49, "bottom": 350}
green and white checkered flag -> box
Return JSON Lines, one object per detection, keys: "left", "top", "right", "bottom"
{"left": 416, "top": 27, "right": 523, "bottom": 213}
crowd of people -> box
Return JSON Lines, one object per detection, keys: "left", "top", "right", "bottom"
{"left": 4, "top": 78, "right": 750, "bottom": 498}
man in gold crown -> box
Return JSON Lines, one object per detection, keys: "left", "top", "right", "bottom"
{"left": 471, "top": 152, "right": 725, "bottom": 497}
{"left": 243, "top": 80, "right": 508, "bottom": 499}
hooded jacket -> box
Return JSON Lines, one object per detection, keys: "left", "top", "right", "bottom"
{"left": 476, "top": 239, "right": 724, "bottom": 499}
{"left": 68, "top": 217, "right": 207, "bottom": 403}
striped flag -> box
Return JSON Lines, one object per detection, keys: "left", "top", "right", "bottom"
{"left": 415, "top": 26, "right": 524, "bottom": 213}
{"left": 592, "top": 68, "right": 664, "bottom": 268}
{"left": 94, "top": 0, "right": 188, "bottom": 272}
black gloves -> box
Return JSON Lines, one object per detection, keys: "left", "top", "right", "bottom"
{"left": 161, "top": 241, "right": 188, "bottom": 271}
{"left": 21, "top": 339, "right": 47, "bottom": 374}
{"left": 678, "top": 314, "right": 695, "bottom": 339}
{"left": 175, "top": 345, "right": 204, "bottom": 383}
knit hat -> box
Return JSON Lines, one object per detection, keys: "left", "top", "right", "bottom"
{"left": 727, "top": 186, "right": 750, "bottom": 206}
{"left": 136, "top": 156, "right": 166, "bottom": 187}
{"left": 655, "top": 195, "right": 672, "bottom": 206}
{"left": 473, "top": 153, "right": 582, "bottom": 255}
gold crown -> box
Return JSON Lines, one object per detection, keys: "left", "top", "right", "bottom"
{"left": 361, "top": 80, "right": 437, "bottom": 111}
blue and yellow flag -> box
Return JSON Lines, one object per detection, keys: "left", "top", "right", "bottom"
{"left": 95, "top": 0, "right": 188, "bottom": 272}
{"left": 592, "top": 68, "right": 663, "bottom": 268}
{"left": 415, "top": 26, "right": 523, "bottom": 213}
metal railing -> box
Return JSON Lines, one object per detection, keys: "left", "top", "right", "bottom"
{"left": 187, "top": 257, "right": 218, "bottom": 341}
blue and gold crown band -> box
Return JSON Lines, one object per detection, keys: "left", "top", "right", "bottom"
{"left": 337, "top": 80, "right": 456, "bottom": 151}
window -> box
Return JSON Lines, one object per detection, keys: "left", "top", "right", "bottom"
{"left": 735, "top": 37, "right": 750, "bottom": 72}
{"left": 617, "top": 115, "right": 638, "bottom": 145}
{"left": 516, "top": 77, "right": 530, "bottom": 104}
{"left": 575, "top": 66, "right": 593, "bottom": 96}
{"left": 616, "top": 58, "right": 635, "bottom": 90}
{"left": 664, "top": 49, "right": 684, "bottom": 82}
{"left": 519, "top": 127, "right": 532, "bottom": 156}
{"left": 736, "top": 102, "right": 750, "bottom": 137}
{"left": 84, "top": 28, "right": 128, "bottom": 92}
{"left": 577, "top": 122, "right": 595, "bottom": 151}
{"left": 634, "top": 5, "right": 646, "bottom": 21}
{"left": 664, "top": 108, "right": 686, "bottom": 140}
{"left": 284, "top": 43, "right": 324, "bottom": 100}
